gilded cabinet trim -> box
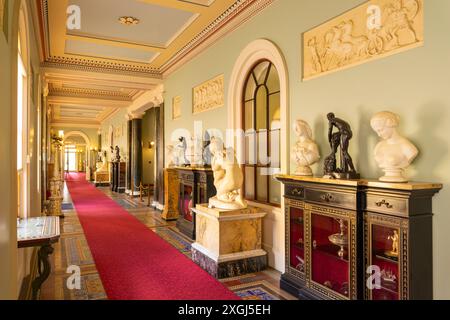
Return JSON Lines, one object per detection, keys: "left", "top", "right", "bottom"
{"left": 364, "top": 213, "right": 409, "bottom": 300}
{"left": 285, "top": 199, "right": 306, "bottom": 281}
{"left": 306, "top": 204, "right": 358, "bottom": 300}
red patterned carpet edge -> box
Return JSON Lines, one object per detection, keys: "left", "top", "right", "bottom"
{"left": 65, "top": 173, "right": 239, "bottom": 300}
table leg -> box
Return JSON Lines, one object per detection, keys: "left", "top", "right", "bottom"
{"left": 32, "top": 244, "right": 54, "bottom": 300}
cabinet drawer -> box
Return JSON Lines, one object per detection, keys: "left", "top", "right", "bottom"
{"left": 285, "top": 184, "right": 305, "bottom": 199}
{"left": 366, "top": 195, "right": 408, "bottom": 217}
{"left": 305, "top": 189, "right": 356, "bottom": 210}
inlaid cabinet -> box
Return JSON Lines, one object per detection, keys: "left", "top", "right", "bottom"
{"left": 279, "top": 177, "right": 362, "bottom": 300}
{"left": 176, "top": 167, "right": 215, "bottom": 240}
{"left": 363, "top": 182, "right": 442, "bottom": 300}
{"left": 276, "top": 175, "right": 442, "bottom": 300}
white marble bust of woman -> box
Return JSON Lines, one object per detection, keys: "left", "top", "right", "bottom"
{"left": 292, "top": 119, "right": 320, "bottom": 176}
{"left": 370, "top": 111, "right": 419, "bottom": 182}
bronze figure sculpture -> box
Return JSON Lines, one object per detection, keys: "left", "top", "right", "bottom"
{"left": 114, "top": 146, "right": 121, "bottom": 163}
{"left": 324, "top": 113, "right": 359, "bottom": 179}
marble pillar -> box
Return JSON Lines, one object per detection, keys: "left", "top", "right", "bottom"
{"left": 126, "top": 119, "right": 132, "bottom": 194}
{"left": 191, "top": 205, "right": 267, "bottom": 279}
{"left": 131, "top": 116, "right": 143, "bottom": 196}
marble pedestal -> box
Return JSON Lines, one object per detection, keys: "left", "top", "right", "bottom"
{"left": 94, "top": 171, "right": 110, "bottom": 187}
{"left": 48, "top": 196, "right": 63, "bottom": 217}
{"left": 191, "top": 204, "right": 267, "bottom": 279}
{"left": 161, "top": 168, "right": 179, "bottom": 221}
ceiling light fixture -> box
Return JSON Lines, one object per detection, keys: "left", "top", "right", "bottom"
{"left": 118, "top": 16, "right": 140, "bottom": 26}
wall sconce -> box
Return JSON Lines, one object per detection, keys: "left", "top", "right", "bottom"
{"left": 58, "top": 130, "right": 64, "bottom": 139}
{"left": 148, "top": 141, "right": 155, "bottom": 149}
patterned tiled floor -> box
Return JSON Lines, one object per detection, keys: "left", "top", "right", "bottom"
{"left": 40, "top": 184, "right": 297, "bottom": 301}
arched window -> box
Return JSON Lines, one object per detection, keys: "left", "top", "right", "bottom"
{"left": 242, "top": 60, "right": 281, "bottom": 206}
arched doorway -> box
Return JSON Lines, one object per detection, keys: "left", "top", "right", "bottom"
{"left": 64, "top": 131, "right": 92, "bottom": 180}
{"left": 228, "top": 39, "right": 290, "bottom": 272}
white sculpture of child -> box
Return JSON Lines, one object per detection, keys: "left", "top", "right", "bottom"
{"left": 208, "top": 137, "right": 247, "bottom": 210}
{"left": 370, "top": 111, "right": 419, "bottom": 182}
{"left": 291, "top": 119, "right": 320, "bottom": 176}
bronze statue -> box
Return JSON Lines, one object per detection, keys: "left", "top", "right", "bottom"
{"left": 114, "top": 146, "right": 121, "bottom": 162}
{"left": 324, "top": 113, "right": 359, "bottom": 179}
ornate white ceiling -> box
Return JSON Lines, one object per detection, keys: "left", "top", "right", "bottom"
{"left": 38, "top": 0, "right": 274, "bottom": 76}
{"left": 38, "top": 0, "right": 275, "bottom": 128}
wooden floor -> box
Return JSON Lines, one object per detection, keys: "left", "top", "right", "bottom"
{"left": 39, "top": 184, "right": 297, "bottom": 300}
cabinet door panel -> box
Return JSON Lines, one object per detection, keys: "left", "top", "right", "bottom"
{"left": 310, "top": 213, "right": 350, "bottom": 299}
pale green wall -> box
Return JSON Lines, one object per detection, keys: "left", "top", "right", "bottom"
{"left": 163, "top": 0, "right": 450, "bottom": 299}
{"left": 98, "top": 108, "right": 158, "bottom": 185}
{"left": 100, "top": 109, "right": 129, "bottom": 161}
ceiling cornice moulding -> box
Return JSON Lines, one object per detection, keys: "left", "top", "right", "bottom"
{"left": 50, "top": 122, "right": 101, "bottom": 129}
{"left": 49, "top": 87, "right": 133, "bottom": 102}
{"left": 38, "top": 0, "right": 274, "bottom": 79}
{"left": 161, "top": 0, "right": 275, "bottom": 77}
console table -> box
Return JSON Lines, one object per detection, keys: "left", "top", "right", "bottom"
{"left": 17, "top": 216, "right": 60, "bottom": 300}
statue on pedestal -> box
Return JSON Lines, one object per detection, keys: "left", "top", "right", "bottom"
{"left": 208, "top": 137, "right": 247, "bottom": 210}
{"left": 114, "top": 146, "right": 121, "bottom": 163}
{"left": 323, "top": 113, "right": 360, "bottom": 179}
{"left": 292, "top": 119, "right": 320, "bottom": 176}
{"left": 370, "top": 111, "right": 419, "bottom": 182}
{"left": 175, "top": 137, "right": 189, "bottom": 167}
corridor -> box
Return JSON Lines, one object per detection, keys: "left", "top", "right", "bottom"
{"left": 39, "top": 175, "right": 295, "bottom": 300}
{"left": 2, "top": 0, "right": 449, "bottom": 304}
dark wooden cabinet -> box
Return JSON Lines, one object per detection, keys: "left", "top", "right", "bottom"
{"left": 110, "top": 162, "right": 115, "bottom": 192}
{"left": 176, "top": 167, "right": 215, "bottom": 240}
{"left": 110, "top": 162, "right": 126, "bottom": 193}
{"left": 362, "top": 183, "right": 441, "bottom": 300}
{"left": 276, "top": 175, "right": 442, "bottom": 300}
{"left": 277, "top": 177, "right": 362, "bottom": 300}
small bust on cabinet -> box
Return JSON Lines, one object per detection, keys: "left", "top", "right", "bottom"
{"left": 370, "top": 111, "right": 419, "bottom": 182}
{"left": 291, "top": 119, "right": 320, "bottom": 176}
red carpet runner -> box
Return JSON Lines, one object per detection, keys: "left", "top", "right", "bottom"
{"left": 65, "top": 173, "right": 239, "bottom": 300}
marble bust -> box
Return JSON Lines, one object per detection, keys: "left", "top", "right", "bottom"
{"left": 291, "top": 119, "right": 320, "bottom": 176}
{"left": 370, "top": 111, "right": 419, "bottom": 182}
{"left": 208, "top": 137, "right": 247, "bottom": 210}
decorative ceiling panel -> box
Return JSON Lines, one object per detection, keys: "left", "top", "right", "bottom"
{"left": 65, "top": 39, "right": 159, "bottom": 64}
{"left": 68, "top": 0, "right": 198, "bottom": 48}
{"left": 178, "top": 0, "right": 216, "bottom": 7}
{"left": 38, "top": 0, "right": 274, "bottom": 77}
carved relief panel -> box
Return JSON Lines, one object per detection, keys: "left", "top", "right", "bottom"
{"left": 303, "top": 0, "right": 424, "bottom": 80}
{"left": 193, "top": 74, "right": 224, "bottom": 114}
